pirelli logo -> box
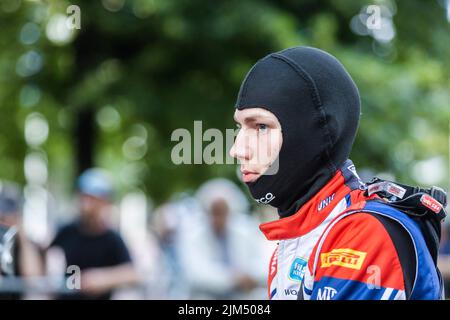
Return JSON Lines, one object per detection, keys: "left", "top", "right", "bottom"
{"left": 320, "top": 248, "right": 367, "bottom": 270}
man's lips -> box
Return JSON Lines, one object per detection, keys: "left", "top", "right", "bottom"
{"left": 241, "top": 170, "right": 260, "bottom": 183}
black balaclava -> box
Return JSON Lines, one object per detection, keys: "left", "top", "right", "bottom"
{"left": 235, "top": 46, "right": 361, "bottom": 217}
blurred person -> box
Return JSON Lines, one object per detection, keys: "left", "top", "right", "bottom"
{"left": 0, "top": 181, "right": 44, "bottom": 299}
{"left": 48, "top": 168, "right": 138, "bottom": 299}
{"left": 148, "top": 202, "right": 191, "bottom": 299}
{"left": 438, "top": 222, "right": 450, "bottom": 299}
{"left": 179, "top": 179, "right": 267, "bottom": 299}
{"left": 230, "top": 46, "right": 445, "bottom": 300}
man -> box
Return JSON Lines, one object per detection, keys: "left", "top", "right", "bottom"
{"left": 49, "top": 168, "right": 138, "bottom": 299}
{"left": 230, "top": 46, "right": 444, "bottom": 300}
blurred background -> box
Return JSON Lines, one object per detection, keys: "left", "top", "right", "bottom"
{"left": 0, "top": 0, "right": 448, "bottom": 299}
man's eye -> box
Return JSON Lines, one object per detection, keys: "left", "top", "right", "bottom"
{"left": 257, "top": 124, "right": 268, "bottom": 132}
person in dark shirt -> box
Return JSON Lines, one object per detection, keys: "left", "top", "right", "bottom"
{"left": 49, "top": 168, "right": 139, "bottom": 300}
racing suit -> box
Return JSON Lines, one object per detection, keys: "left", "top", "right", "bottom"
{"left": 260, "top": 160, "right": 443, "bottom": 300}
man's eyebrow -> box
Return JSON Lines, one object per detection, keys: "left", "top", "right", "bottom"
{"left": 234, "top": 115, "right": 257, "bottom": 123}
{"left": 234, "top": 114, "right": 272, "bottom": 123}
{"left": 243, "top": 116, "right": 258, "bottom": 123}
{"left": 244, "top": 115, "right": 273, "bottom": 123}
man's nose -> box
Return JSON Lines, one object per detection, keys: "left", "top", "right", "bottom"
{"left": 229, "top": 130, "right": 251, "bottom": 161}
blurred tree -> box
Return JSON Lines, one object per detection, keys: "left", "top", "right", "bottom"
{"left": 0, "top": 0, "right": 448, "bottom": 206}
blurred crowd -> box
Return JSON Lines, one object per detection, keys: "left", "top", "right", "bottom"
{"left": 0, "top": 170, "right": 274, "bottom": 300}
{"left": 2, "top": 168, "right": 449, "bottom": 300}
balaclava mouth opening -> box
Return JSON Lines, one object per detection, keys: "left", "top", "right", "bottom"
{"left": 235, "top": 46, "right": 361, "bottom": 217}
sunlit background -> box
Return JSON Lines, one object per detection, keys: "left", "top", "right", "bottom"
{"left": 0, "top": 0, "right": 449, "bottom": 299}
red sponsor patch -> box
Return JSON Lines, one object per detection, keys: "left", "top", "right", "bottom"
{"left": 420, "top": 194, "right": 443, "bottom": 214}
{"left": 386, "top": 184, "right": 406, "bottom": 198}
{"left": 367, "top": 182, "right": 406, "bottom": 199}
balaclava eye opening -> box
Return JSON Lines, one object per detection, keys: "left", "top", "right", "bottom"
{"left": 235, "top": 46, "right": 361, "bottom": 217}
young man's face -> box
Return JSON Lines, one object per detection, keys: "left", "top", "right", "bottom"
{"left": 230, "top": 108, "right": 283, "bottom": 183}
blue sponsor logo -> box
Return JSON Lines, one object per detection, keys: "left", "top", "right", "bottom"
{"left": 289, "top": 257, "right": 307, "bottom": 282}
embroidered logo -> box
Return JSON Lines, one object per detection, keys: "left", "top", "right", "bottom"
{"left": 317, "top": 286, "right": 338, "bottom": 300}
{"left": 320, "top": 248, "right": 367, "bottom": 270}
{"left": 318, "top": 193, "right": 335, "bottom": 211}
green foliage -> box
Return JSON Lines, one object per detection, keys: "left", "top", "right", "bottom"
{"left": 0, "top": 0, "right": 448, "bottom": 204}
